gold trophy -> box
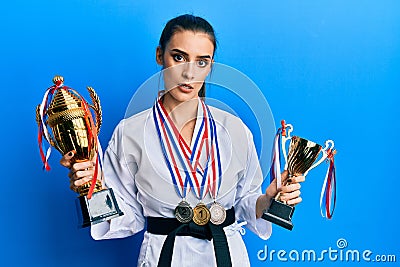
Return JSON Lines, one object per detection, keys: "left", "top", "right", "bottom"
{"left": 262, "top": 121, "right": 336, "bottom": 230}
{"left": 36, "top": 75, "right": 123, "bottom": 228}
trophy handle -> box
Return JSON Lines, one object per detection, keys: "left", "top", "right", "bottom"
{"left": 35, "top": 104, "right": 42, "bottom": 128}
{"left": 305, "top": 140, "right": 335, "bottom": 175}
{"left": 282, "top": 123, "right": 293, "bottom": 170}
{"left": 87, "top": 86, "right": 102, "bottom": 135}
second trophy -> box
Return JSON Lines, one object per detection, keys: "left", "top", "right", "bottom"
{"left": 262, "top": 121, "right": 336, "bottom": 230}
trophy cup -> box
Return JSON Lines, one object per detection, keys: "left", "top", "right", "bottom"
{"left": 262, "top": 121, "right": 336, "bottom": 230}
{"left": 36, "top": 75, "right": 123, "bottom": 228}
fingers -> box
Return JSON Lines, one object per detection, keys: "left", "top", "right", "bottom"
{"left": 286, "top": 196, "right": 302, "bottom": 206}
{"left": 70, "top": 161, "right": 95, "bottom": 175}
{"left": 69, "top": 161, "right": 96, "bottom": 192}
{"left": 265, "top": 172, "right": 305, "bottom": 199}
{"left": 280, "top": 188, "right": 300, "bottom": 201}
{"left": 69, "top": 169, "right": 94, "bottom": 192}
{"left": 279, "top": 176, "right": 304, "bottom": 206}
{"left": 60, "top": 151, "right": 76, "bottom": 168}
{"left": 60, "top": 151, "right": 98, "bottom": 193}
{"left": 281, "top": 182, "right": 301, "bottom": 194}
{"left": 69, "top": 169, "right": 94, "bottom": 180}
{"left": 280, "top": 188, "right": 302, "bottom": 206}
{"left": 69, "top": 176, "right": 93, "bottom": 192}
{"left": 287, "top": 175, "right": 305, "bottom": 184}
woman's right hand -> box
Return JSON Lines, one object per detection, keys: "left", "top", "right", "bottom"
{"left": 60, "top": 151, "right": 96, "bottom": 192}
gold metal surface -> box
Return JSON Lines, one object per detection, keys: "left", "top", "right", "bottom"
{"left": 87, "top": 86, "right": 102, "bottom": 133}
{"left": 192, "top": 203, "right": 211, "bottom": 225}
{"left": 46, "top": 88, "right": 97, "bottom": 162}
{"left": 286, "top": 136, "right": 322, "bottom": 177}
{"left": 38, "top": 76, "right": 103, "bottom": 196}
{"left": 76, "top": 179, "right": 103, "bottom": 196}
{"left": 52, "top": 75, "right": 64, "bottom": 85}
{"left": 35, "top": 104, "right": 41, "bottom": 126}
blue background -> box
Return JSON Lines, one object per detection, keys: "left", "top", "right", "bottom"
{"left": 1, "top": 0, "right": 399, "bottom": 266}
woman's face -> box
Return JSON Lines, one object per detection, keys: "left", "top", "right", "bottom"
{"left": 156, "top": 30, "right": 214, "bottom": 103}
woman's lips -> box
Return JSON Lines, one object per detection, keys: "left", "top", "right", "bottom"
{"left": 177, "top": 83, "right": 194, "bottom": 93}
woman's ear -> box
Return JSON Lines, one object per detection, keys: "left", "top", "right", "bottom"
{"left": 156, "top": 46, "right": 163, "bottom": 66}
{"left": 207, "top": 59, "right": 215, "bottom": 76}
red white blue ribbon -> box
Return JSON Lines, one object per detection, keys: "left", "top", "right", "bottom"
{"left": 153, "top": 98, "right": 221, "bottom": 201}
{"left": 153, "top": 101, "right": 191, "bottom": 199}
{"left": 38, "top": 81, "right": 63, "bottom": 171}
{"left": 206, "top": 106, "right": 222, "bottom": 200}
{"left": 320, "top": 149, "right": 337, "bottom": 219}
{"left": 270, "top": 120, "right": 286, "bottom": 190}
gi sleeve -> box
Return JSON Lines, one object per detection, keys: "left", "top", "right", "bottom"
{"left": 91, "top": 123, "right": 145, "bottom": 240}
{"left": 234, "top": 128, "right": 272, "bottom": 240}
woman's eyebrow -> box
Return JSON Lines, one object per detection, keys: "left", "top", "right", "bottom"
{"left": 170, "top": 48, "right": 211, "bottom": 59}
{"left": 198, "top": 55, "right": 212, "bottom": 59}
{"left": 170, "top": 48, "right": 189, "bottom": 56}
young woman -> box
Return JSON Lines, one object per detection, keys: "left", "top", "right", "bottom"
{"left": 61, "top": 14, "right": 304, "bottom": 267}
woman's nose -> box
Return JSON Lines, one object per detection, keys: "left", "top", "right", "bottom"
{"left": 182, "top": 62, "right": 195, "bottom": 80}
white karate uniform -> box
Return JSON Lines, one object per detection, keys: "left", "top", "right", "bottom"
{"left": 91, "top": 105, "right": 272, "bottom": 266}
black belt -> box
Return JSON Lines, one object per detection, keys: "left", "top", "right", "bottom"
{"left": 147, "top": 207, "right": 235, "bottom": 267}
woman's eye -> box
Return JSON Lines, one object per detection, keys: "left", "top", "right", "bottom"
{"left": 197, "top": 60, "right": 209, "bottom": 68}
{"left": 173, "top": 54, "right": 185, "bottom": 62}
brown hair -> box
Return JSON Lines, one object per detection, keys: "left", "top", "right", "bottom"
{"left": 158, "top": 14, "right": 217, "bottom": 97}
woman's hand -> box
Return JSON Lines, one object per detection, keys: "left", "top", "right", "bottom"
{"left": 269, "top": 170, "right": 305, "bottom": 206}
{"left": 256, "top": 170, "right": 305, "bottom": 218}
{"left": 60, "top": 151, "right": 97, "bottom": 192}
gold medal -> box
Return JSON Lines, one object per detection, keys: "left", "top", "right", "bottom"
{"left": 209, "top": 202, "right": 226, "bottom": 225}
{"left": 192, "top": 203, "right": 211, "bottom": 225}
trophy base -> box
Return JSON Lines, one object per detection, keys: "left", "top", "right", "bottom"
{"left": 262, "top": 199, "right": 295, "bottom": 230}
{"left": 75, "top": 188, "right": 124, "bottom": 228}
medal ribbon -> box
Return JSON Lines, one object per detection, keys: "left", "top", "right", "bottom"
{"left": 320, "top": 149, "right": 337, "bottom": 219}
{"left": 153, "top": 98, "right": 206, "bottom": 199}
{"left": 206, "top": 105, "right": 222, "bottom": 200}
{"left": 38, "top": 82, "right": 60, "bottom": 171}
{"left": 269, "top": 121, "right": 285, "bottom": 190}
{"left": 153, "top": 98, "right": 220, "bottom": 200}
{"left": 153, "top": 102, "right": 193, "bottom": 198}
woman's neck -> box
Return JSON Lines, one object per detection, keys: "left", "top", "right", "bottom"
{"left": 162, "top": 93, "right": 199, "bottom": 132}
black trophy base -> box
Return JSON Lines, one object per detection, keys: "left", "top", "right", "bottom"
{"left": 262, "top": 199, "right": 295, "bottom": 230}
{"left": 75, "top": 188, "right": 124, "bottom": 228}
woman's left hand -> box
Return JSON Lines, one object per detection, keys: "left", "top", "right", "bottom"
{"left": 256, "top": 170, "right": 306, "bottom": 218}
{"left": 278, "top": 174, "right": 305, "bottom": 206}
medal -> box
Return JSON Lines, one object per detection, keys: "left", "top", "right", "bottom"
{"left": 209, "top": 202, "right": 226, "bottom": 225}
{"left": 174, "top": 200, "right": 193, "bottom": 223}
{"left": 192, "top": 203, "right": 211, "bottom": 225}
